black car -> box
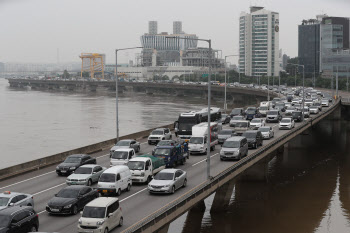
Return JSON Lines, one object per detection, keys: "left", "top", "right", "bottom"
{"left": 242, "top": 130, "right": 263, "bottom": 149}
{"left": 230, "top": 108, "right": 245, "bottom": 117}
{"left": 0, "top": 206, "right": 39, "bottom": 233}
{"left": 245, "top": 107, "right": 261, "bottom": 121}
{"left": 46, "top": 186, "right": 98, "bottom": 215}
{"left": 152, "top": 140, "right": 179, "bottom": 155}
{"left": 292, "top": 111, "right": 304, "bottom": 122}
{"left": 56, "top": 154, "right": 96, "bottom": 176}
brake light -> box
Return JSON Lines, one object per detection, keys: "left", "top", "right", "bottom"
{"left": 3, "top": 191, "right": 11, "bottom": 195}
{"left": 120, "top": 207, "right": 122, "bottom": 211}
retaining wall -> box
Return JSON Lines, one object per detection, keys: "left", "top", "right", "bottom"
{"left": 0, "top": 123, "right": 174, "bottom": 181}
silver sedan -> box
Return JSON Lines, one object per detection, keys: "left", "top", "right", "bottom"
{"left": 0, "top": 191, "right": 34, "bottom": 210}
{"left": 148, "top": 169, "right": 187, "bottom": 194}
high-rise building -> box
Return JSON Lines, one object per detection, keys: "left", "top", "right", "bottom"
{"left": 148, "top": 21, "right": 158, "bottom": 35}
{"left": 173, "top": 21, "right": 182, "bottom": 34}
{"left": 239, "top": 6, "right": 280, "bottom": 77}
{"left": 0, "top": 62, "right": 4, "bottom": 72}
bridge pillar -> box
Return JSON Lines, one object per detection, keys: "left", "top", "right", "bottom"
{"left": 156, "top": 223, "right": 170, "bottom": 233}
{"left": 210, "top": 178, "right": 235, "bottom": 213}
{"left": 240, "top": 157, "right": 269, "bottom": 182}
{"left": 333, "top": 105, "right": 341, "bottom": 120}
{"left": 182, "top": 200, "right": 205, "bottom": 233}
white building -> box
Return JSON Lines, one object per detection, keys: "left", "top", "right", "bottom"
{"left": 239, "top": 6, "right": 280, "bottom": 77}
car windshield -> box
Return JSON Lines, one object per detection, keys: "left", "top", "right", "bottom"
{"left": 152, "top": 130, "right": 163, "bottom": 135}
{"left": 232, "top": 116, "right": 243, "bottom": 120}
{"left": 267, "top": 111, "right": 278, "bottom": 115}
{"left": 128, "top": 161, "right": 145, "bottom": 170}
{"left": 112, "top": 151, "right": 128, "bottom": 159}
{"left": 219, "top": 130, "right": 232, "bottom": 135}
{"left": 251, "top": 119, "right": 260, "bottom": 123}
{"left": 154, "top": 172, "right": 174, "bottom": 180}
{"left": 0, "top": 215, "right": 10, "bottom": 228}
{"left": 116, "top": 141, "right": 130, "bottom": 146}
{"left": 82, "top": 206, "right": 106, "bottom": 218}
{"left": 64, "top": 157, "right": 81, "bottom": 163}
{"left": 74, "top": 167, "right": 92, "bottom": 174}
{"left": 231, "top": 109, "right": 241, "bottom": 115}
{"left": 288, "top": 107, "right": 296, "bottom": 111}
{"left": 235, "top": 122, "right": 248, "bottom": 127}
{"left": 260, "top": 106, "right": 268, "bottom": 110}
{"left": 246, "top": 110, "right": 255, "bottom": 114}
{"left": 281, "top": 119, "right": 291, "bottom": 123}
{"left": 57, "top": 188, "right": 80, "bottom": 198}
{"left": 99, "top": 173, "right": 116, "bottom": 182}
{"left": 222, "top": 140, "right": 240, "bottom": 148}
{"left": 258, "top": 128, "right": 270, "bottom": 132}
{"left": 221, "top": 114, "right": 227, "bottom": 118}
{"left": 157, "top": 141, "right": 173, "bottom": 146}
{"left": 242, "top": 132, "right": 257, "bottom": 138}
{"left": 189, "top": 137, "right": 203, "bottom": 144}
{"left": 292, "top": 112, "right": 301, "bottom": 116}
{"left": 0, "top": 197, "right": 9, "bottom": 206}
{"left": 154, "top": 148, "right": 171, "bottom": 156}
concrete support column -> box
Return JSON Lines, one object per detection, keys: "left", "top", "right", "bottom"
{"left": 156, "top": 223, "right": 170, "bottom": 233}
{"left": 182, "top": 200, "right": 206, "bottom": 233}
{"left": 333, "top": 106, "right": 341, "bottom": 120}
{"left": 240, "top": 158, "right": 268, "bottom": 182}
{"left": 210, "top": 178, "right": 235, "bottom": 213}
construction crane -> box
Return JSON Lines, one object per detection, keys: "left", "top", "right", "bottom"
{"left": 79, "top": 53, "right": 105, "bottom": 79}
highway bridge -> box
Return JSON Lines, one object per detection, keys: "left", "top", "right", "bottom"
{"left": 0, "top": 95, "right": 342, "bottom": 233}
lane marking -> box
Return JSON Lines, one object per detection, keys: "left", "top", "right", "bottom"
{"left": 38, "top": 210, "right": 46, "bottom": 215}
{"left": 192, "top": 153, "right": 219, "bottom": 167}
{"left": 120, "top": 188, "right": 148, "bottom": 203}
{"left": 96, "top": 153, "right": 109, "bottom": 159}
{"left": 0, "top": 171, "right": 56, "bottom": 190}
{"left": 32, "top": 183, "right": 66, "bottom": 196}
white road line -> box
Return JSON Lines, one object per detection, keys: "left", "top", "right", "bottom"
{"left": 32, "top": 183, "right": 66, "bottom": 196}
{"left": 0, "top": 171, "right": 56, "bottom": 190}
{"left": 192, "top": 153, "right": 219, "bottom": 167}
{"left": 96, "top": 153, "right": 109, "bottom": 159}
{"left": 38, "top": 210, "right": 46, "bottom": 215}
{"left": 120, "top": 188, "right": 147, "bottom": 202}
{"left": 140, "top": 142, "right": 148, "bottom": 145}
{"left": 272, "top": 124, "right": 279, "bottom": 128}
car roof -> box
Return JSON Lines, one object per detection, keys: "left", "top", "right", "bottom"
{"left": 80, "top": 164, "right": 99, "bottom": 168}
{"left": 103, "top": 165, "right": 129, "bottom": 173}
{"left": 0, "top": 206, "right": 33, "bottom": 215}
{"left": 86, "top": 197, "right": 119, "bottom": 207}
{"left": 115, "top": 148, "right": 134, "bottom": 152}
{"left": 0, "top": 191, "right": 29, "bottom": 198}
{"left": 226, "top": 136, "right": 245, "bottom": 141}
{"left": 62, "top": 185, "right": 86, "bottom": 190}
{"left": 159, "top": 169, "right": 180, "bottom": 173}
{"left": 244, "top": 130, "right": 259, "bottom": 133}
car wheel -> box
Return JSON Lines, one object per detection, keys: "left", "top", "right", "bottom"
{"left": 72, "top": 205, "right": 78, "bottom": 215}
{"left": 127, "top": 184, "right": 131, "bottom": 192}
{"left": 183, "top": 179, "right": 187, "bottom": 187}
{"left": 87, "top": 179, "right": 92, "bottom": 186}
{"left": 117, "top": 188, "right": 121, "bottom": 196}
{"left": 171, "top": 186, "right": 175, "bottom": 194}
{"left": 119, "top": 217, "right": 124, "bottom": 227}
{"left": 148, "top": 142, "right": 151, "bottom": 145}
{"left": 30, "top": 225, "right": 37, "bottom": 232}
{"left": 170, "top": 135, "right": 172, "bottom": 139}
{"left": 104, "top": 228, "right": 109, "bottom": 233}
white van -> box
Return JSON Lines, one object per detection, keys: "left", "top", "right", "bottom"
{"left": 259, "top": 101, "right": 270, "bottom": 116}
{"left": 78, "top": 197, "right": 123, "bottom": 233}
{"left": 188, "top": 122, "right": 220, "bottom": 154}
{"left": 97, "top": 166, "right": 132, "bottom": 196}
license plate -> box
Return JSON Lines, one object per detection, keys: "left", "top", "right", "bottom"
{"left": 61, "top": 170, "right": 66, "bottom": 173}
{"left": 103, "top": 190, "right": 108, "bottom": 193}
{"left": 51, "top": 208, "right": 59, "bottom": 212}
{"left": 71, "top": 182, "right": 76, "bottom": 185}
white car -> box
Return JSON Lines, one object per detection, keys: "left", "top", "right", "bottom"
{"left": 309, "top": 106, "right": 319, "bottom": 114}
{"left": 322, "top": 99, "right": 329, "bottom": 107}
{"left": 148, "top": 128, "right": 172, "bottom": 145}
{"left": 229, "top": 115, "right": 245, "bottom": 127}
{"left": 250, "top": 118, "right": 265, "bottom": 129}
{"left": 279, "top": 118, "right": 295, "bottom": 130}
{"left": 148, "top": 169, "right": 187, "bottom": 194}
{"left": 258, "top": 126, "right": 274, "bottom": 139}
{"left": 285, "top": 107, "right": 296, "bottom": 116}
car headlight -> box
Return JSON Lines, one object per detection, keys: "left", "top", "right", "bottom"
{"left": 79, "top": 179, "right": 86, "bottom": 182}
{"left": 141, "top": 172, "right": 145, "bottom": 176}
{"left": 70, "top": 167, "right": 76, "bottom": 170}
{"left": 220, "top": 150, "right": 224, "bottom": 155}
{"left": 164, "top": 185, "right": 170, "bottom": 187}
{"left": 109, "top": 185, "right": 115, "bottom": 188}
{"left": 56, "top": 166, "right": 60, "bottom": 170}
{"left": 234, "top": 150, "right": 240, "bottom": 154}
{"left": 64, "top": 204, "right": 72, "bottom": 209}
{"left": 78, "top": 218, "right": 82, "bottom": 225}
{"left": 97, "top": 220, "right": 105, "bottom": 226}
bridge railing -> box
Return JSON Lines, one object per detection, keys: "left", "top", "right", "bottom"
{"left": 122, "top": 99, "right": 340, "bottom": 233}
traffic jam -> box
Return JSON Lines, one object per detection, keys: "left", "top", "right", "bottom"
{"left": 0, "top": 86, "right": 333, "bottom": 233}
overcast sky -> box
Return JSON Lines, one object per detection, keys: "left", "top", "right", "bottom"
{"left": 0, "top": 0, "right": 349, "bottom": 65}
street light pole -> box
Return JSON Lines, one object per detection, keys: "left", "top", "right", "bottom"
{"left": 115, "top": 46, "right": 143, "bottom": 142}
{"left": 167, "top": 36, "right": 212, "bottom": 180}
{"left": 289, "top": 63, "right": 305, "bottom": 118}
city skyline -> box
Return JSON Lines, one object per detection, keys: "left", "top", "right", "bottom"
{"left": 1, "top": 0, "right": 349, "bottom": 65}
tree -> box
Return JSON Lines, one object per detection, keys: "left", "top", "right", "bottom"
{"left": 63, "top": 70, "right": 70, "bottom": 79}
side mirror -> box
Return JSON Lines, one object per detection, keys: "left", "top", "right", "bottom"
{"left": 174, "top": 177, "right": 178, "bottom": 180}
{"left": 9, "top": 203, "right": 14, "bottom": 206}
{"left": 80, "top": 211, "right": 83, "bottom": 215}
{"left": 93, "top": 172, "right": 96, "bottom": 174}
{"left": 108, "top": 213, "right": 114, "bottom": 217}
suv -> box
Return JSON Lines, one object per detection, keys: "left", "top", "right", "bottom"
{"left": 242, "top": 130, "right": 263, "bottom": 149}
{"left": 56, "top": 154, "right": 96, "bottom": 176}
{"left": 78, "top": 197, "right": 123, "bottom": 233}
{"left": 148, "top": 128, "right": 172, "bottom": 145}
{"left": 266, "top": 110, "right": 282, "bottom": 123}
{"left": 220, "top": 136, "right": 248, "bottom": 161}
{"left": 0, "top": 206, "right": 39, "bottom": 232}
{"left": 292, "top": 111, "right": 304, "bottom": 122}
{"left": 230, "top": 108, "right": 245, "bottom": 117}
{"left": 110, "top": 139, "right": 140, "bottom": 156}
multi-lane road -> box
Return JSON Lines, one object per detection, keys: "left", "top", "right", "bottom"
{"left": 0, "top": 102, "right": 333, "bottom": 233}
